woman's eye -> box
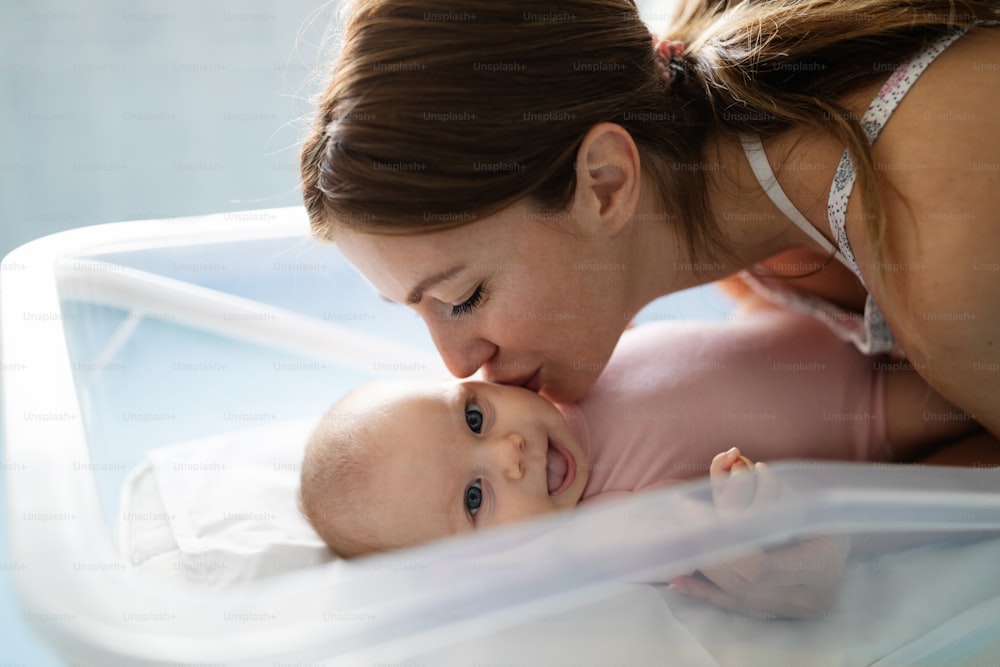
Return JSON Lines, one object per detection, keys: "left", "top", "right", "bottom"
{"left": 451, "top": 284, "right": 485, "bottom": 317}
{"left": 465, "top": 480, "right": 483, "bottom": 518}
{"left": 465, "top": 403, "right": 484, "bottom": 434}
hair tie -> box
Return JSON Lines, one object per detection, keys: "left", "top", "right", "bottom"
{"left": 655, "top": 39, "right": 685, "bottom": 61}
{"left": 653, "top": 38, "right": 687, "bottom": 85}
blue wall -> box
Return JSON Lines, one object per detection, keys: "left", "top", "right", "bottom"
{"left": 1, "top": 2, "right": 331, "bottom": 663}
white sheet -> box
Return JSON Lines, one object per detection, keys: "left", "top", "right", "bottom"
{"left": 116, "top": 418, "right": 335, "bottom": 588}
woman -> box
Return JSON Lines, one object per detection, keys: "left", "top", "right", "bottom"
{"left": 300, "top": 0, "right": 1000, "bottom": 435}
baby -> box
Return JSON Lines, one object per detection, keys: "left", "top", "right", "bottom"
{"left": 300, "top": 309, "right": 975, "bottom": 560}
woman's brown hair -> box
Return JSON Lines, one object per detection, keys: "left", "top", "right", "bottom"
{"left": 301, "top": 0, "right": 998, "bottom": 263}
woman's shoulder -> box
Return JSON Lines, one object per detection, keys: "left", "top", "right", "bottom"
{"left": 843, "top": 28, "right": 1000, "bottom": 265}
{"left": 875, "top": 27, "right": 1000, "bottom": 148}
{"left": 849, "top": 28, "right": 1000, "bottom": 347}
{"left": 871, "top": 27, "right": 998, "bottom": 166}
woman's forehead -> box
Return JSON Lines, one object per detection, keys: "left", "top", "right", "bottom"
{"left": 335, "top": 228, "right": 479, "bottom": 296}
{"left": 336, "top": 199, "right": 558, "bottom": 257}
{"left": 335, "top": 205, "right": 579, "bottom": 295}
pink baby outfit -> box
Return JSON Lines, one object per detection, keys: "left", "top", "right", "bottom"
{"left": 556, "top": 310, "right": 891, "bottom": 506}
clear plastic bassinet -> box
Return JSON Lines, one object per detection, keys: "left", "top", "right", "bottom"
{"left": 2, "top": 207, "right": 999, "bottom": 667}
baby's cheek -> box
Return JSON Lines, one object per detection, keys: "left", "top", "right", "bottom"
{"left": 488, "top": 497, "right": 559, "bottom": 528}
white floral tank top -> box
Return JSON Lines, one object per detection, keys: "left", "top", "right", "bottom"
{"left": 738, "top": 27, "right": 970, "bottom": 357}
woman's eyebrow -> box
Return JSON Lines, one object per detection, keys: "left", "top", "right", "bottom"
{"left": 406, "top": 265, "right": 465, "bottom": 304}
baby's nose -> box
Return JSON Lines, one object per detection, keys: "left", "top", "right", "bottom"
{"left": 490, "top": 433, "right": 525, "bottom": 481}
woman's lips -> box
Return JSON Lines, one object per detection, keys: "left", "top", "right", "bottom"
{"left": 546, "top": 437, "right": 576, "bottom": 496}
{"left": 489, "top": 367, "right": 541, "bottom": 392}
{"left": 521, "top": 369, "right": 542, "bottom": 393}
{"left": 483, "top": 363, "right": 542, "bottom": 394}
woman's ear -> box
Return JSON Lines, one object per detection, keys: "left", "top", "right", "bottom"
{"left": 569, "top": 123, "right": 642, "bottom": 238}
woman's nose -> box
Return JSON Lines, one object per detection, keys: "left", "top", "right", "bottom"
{"left": 426, "top": 320, "right": 497, "bottom": 379}
{"left": 488, "top": 433, "right": 525, "bottom": 481}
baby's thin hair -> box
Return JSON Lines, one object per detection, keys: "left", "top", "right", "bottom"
{"left": 299, "top": 399, "right": 385, "bottom": 559}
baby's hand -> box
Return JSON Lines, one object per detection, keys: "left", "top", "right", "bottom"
{"left": 709, "top": 447, "right": 770, "bottom": 510}
{"left": 710, "top": 446, "right": 754, "bottom": 475}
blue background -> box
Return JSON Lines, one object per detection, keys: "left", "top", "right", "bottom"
{"left": 1, "top": 2, "right": 328, "bottom": 663}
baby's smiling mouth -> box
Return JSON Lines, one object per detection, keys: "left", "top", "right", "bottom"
{"left": 546, "top": 437, "right": 575, "bottom": 496}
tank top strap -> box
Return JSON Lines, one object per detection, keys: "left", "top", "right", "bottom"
{"left": 826, "top": 28, "right": 970, "bottom": 285}
{"left": 739, "top": 133, "right": 844, "bottom": 262}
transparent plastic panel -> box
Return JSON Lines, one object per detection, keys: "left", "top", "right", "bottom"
{"left": 54, "top": 225, "right": 735, "bottom": 528}
{"left": 3, "top": 211, "right": 998, "bottom": 667}
{"left": 52, "top": 230, "right": 451, "bottom": 526}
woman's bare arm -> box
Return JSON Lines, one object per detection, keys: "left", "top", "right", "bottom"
{"left": 847, "top": 28, "right": 1000, "bottom": 436}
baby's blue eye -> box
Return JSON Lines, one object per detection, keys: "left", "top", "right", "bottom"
{"left": 465, "top": 403, "right": 483, "bottom": 434}
{"left": 465, "top": 481, "right": 483, "bottom": 517}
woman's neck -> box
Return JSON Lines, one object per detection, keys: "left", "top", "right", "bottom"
{"left": 624, "top": 136, "right": 797, "bottom": 305}
{"left": 630, "top": 129, "right": 847, "bottom": 305}
{"left": 704, "top": 132, "right": 828, "bottom": 266}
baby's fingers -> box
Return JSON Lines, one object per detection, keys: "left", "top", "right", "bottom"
{"left": 669, "top": 575, "right": 741, "bottom": 609}
{"left": 670, "top": 573, "right": 838, "bottom": 620}
{"left": 748, "top": 461, "right": 779, "bottom": 506}
{"left": 712, "top": 464, "right": 758, "bottom": 509}
{"left": 697, "top": 549, "right": 765, "bottom": 589}
{"left": 710, "top": 447, "right": 739, "bottom": 479}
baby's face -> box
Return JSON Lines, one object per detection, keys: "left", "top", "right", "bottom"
{"left": 348, "top": 380, "right": 589, "bottom": 550}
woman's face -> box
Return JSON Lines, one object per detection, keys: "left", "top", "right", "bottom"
{"left": 335, "top": 200, "right": 634, "bottom": 403}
